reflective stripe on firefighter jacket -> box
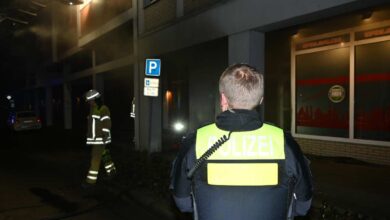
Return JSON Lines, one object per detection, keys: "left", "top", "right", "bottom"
{"left": 196, "top": 123, "right": 285, "bottom": 186}
{"left": 86, "top": 105, "right": 112, "bottom": 145}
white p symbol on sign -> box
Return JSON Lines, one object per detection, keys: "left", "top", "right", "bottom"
{"left": 145, "top": 59, "right": 161, "bottom": 76}
{"left": 149, "top": 62, "right": 157, "bottom": 73}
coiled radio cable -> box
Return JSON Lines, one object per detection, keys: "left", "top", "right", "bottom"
{"left": 187, "top": 131, "right": 232, "bottom": 179}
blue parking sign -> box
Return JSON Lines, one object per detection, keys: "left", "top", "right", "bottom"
{"left": 145, "top": 59, "right": 161, "bottom": 76}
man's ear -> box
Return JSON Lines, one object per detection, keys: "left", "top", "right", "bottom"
{"left": 220, "top": 93, "right": 229, "bottom": 112}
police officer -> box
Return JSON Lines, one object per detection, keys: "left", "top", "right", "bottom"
{"left": 84, "top": 89, "right": 116, "bottom": 187}
{"left": 170, "top": 64, "right": 313, "bottom": 220}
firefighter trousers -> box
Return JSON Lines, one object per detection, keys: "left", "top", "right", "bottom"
{"left": 86, "top": 144, "right": 116, "bottom": 184}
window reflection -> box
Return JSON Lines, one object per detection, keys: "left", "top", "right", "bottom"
{"left": 296, "top": 48, "right": 350, "bottom": 137}
{"left": 355, "top": 40, "right": 390, "bottom": 141}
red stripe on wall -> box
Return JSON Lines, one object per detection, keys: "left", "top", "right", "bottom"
{"left": 297, "top": 73, "right": 390, "bottom": 86}
{"left": 356, "top": 73, "right": 390, "bottom": 83}
{"left": 297, "top": 76, "right": 348, "bottom": 85}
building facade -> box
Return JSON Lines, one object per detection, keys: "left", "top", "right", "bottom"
{"left": 30, "top": 0, "right": 389, "bottom": 164}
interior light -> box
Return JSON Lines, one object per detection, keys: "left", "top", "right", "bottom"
{"left": 165, "top": 90, "right": 173, "bottom": 102}
{"left": 6, "top": 95, "right": 12, "bottom": 100}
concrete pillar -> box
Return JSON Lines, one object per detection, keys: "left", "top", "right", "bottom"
{"left": 277, "top": 83, "right": 284, "bottom": 128}
{"left": 228, "top": 30, "right": 265, "bottom": 118}
{"left": 149, "top": 96, "right": 162, "bottom": 153}
{"left": 228, "top": 30, "right": 265, "bottom": 72}
{"left": 134, "top": 67, "right": 141, "bottom": 151}
{"left": 94, "top": 74, "right": 105, "bottom": 97}
{"left": 138, "top": 79, "right": 149, "bottom": 151}
{"left": 133, "top": 0, "right": 141, "bottom": 150}
{"left": 134, "top": 0, "right": 161, "bottom": 152}
{"left": 92, "top": 50, "right": 104, "bottom": 97}
{"left": 176, "top": 0, "right": 184, "bottom": 18}
{"left": 76, "top": 3, "right": 81, "bottom": 38}
{"left": 63, "top": 83, "right": 72, "bottom": 129}
{"left": 137, "top": 0, "right": 145, "bottom": 35}
{"left": 45, "top": 87, "right": 53, "bottom": 126}
{"left": 51, "top": 3, "right": 58, "bottom": 63}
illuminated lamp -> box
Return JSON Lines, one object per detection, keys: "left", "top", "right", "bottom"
{"left": 62, "top": 0, "right": 84, "bottom": 5}
{"left": 6, "top": 95, "right": 12, "bottom": 100}
{"left": 31, "top": 1, "right": 46, "bottom": 8}
{"left": 173, "top": 121, "right": 185, "bottom": 132}
{"left": 7, "top": 16, "right": 28, "bottom": 25}
{"left": 165, "top": 90, "right": 173, "bottom": 102}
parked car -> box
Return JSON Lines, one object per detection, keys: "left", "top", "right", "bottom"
{"left": 7, "top": 111, "right": 42, "bottom": 131}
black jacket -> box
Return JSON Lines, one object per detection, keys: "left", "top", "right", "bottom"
{"left": 171, "top": 109, "right": 313, "bottom": 220}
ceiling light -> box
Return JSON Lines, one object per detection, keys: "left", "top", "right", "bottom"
{"left": 31, "top": 1, "right": 47, "bottom": 8}
{"left": 7, "top": 17, "right": 29, "bottom": 25}
{"left": 18, "top": 9, "right": 37, "bottom": 16}
{"left": 62, "top": 0, "right": 84, "bottom": 5}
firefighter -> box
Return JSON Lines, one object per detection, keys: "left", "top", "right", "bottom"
{"left": 170, "top": 64, "right": 313, "bottom": 220}
{"left": 84, "top": 89, "right": 116, "bottom": 187}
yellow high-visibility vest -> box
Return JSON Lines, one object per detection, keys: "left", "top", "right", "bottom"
{"left": 196, "top": 123, "right": 285, "bottom": 186}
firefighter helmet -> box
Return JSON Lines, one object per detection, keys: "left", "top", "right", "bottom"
{"left": 85, "top": 89, "right": 101, "bottom": 101}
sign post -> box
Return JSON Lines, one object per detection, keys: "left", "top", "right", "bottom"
{"left": 144, "top": 59, "right": 161, "bottom": 97}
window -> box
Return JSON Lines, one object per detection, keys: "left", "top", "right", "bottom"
{"left": 292, "top": 23, "right": 390, "bottom": 145}
{"left": 296, "top": 48, "right": 349, "bottom": 137}
{"left": 355, "top": 40, "right": 390, "bottom": 141}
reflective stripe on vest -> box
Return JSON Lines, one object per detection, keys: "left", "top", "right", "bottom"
{"left": 87, "top": 106, "right": 110, "bottom": 144}
{"left": 196, "top": 123, "right": 285, "bottom": 186}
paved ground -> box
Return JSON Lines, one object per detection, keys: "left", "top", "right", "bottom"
{"left": 309, "top": 156, "right": 390, "bottom": 219}
{"left": 0, "top": 128, "right": 166, "bottom": 220}
{"left": 2, "top": 126, "right": 389, "bottom": 220}
{"left": 110, "top": 142, "right": 390, "bottom": 220}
